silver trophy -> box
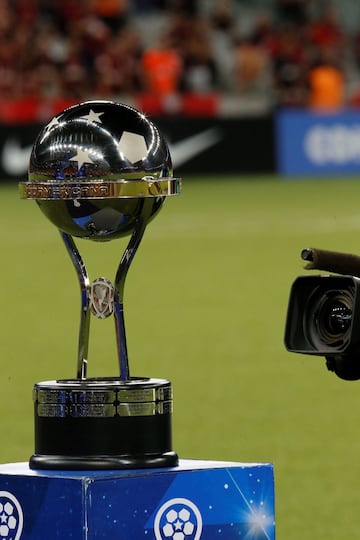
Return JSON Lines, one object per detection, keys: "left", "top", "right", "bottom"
{"left": 19, "top": 100, "right": 181, "bottom": 469}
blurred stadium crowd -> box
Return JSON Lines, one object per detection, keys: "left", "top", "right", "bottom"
{"left": 1, "top": 0, "right": 360, "bottom": 110}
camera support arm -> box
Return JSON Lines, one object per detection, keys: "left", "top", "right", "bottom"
{"left": 302, "top": 248, "right": 360, "bottom": 278}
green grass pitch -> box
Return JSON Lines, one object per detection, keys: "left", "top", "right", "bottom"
{"left": 2, "top": 175, "right": 360, "bottom": 538}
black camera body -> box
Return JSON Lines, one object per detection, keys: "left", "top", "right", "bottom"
{"left": 285, "top": 274, "right": 360, "bottom": 380}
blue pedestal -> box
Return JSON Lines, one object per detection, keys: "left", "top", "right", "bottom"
{"left": 0, "top": 459, "right": 275, "bottom": 539}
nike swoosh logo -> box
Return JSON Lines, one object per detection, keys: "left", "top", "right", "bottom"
{"left": 2, "top": 127, "right": 223, "bottom": 176}
{"left": 169, "top": 127, "right": 223, "bottom": 167}
{"left": 2, "top": 138, "right": 32, "bottom": 175}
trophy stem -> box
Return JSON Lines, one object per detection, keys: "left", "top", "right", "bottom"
{"left": 60, "top": 199, "right": 153, "bottom": 382}
{"left": 61, "top": 231, "right": 91, "bottom": 380}
{"left": 114, "top": 200, "right": 153, "bottom": 380}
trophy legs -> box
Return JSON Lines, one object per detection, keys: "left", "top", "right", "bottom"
{"left": 60, "top": 231, "right": 91, "bottom": 380}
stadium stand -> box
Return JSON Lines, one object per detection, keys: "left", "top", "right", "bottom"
{"left": 0, "top": 0, "right": 360, "bottom": 121}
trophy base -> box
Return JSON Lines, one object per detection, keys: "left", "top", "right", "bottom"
{"left": 29, "top": 451, "right": 178, "bottom": 470}
{"left": 30, "top": 377, "right": 178, "bottom": 470}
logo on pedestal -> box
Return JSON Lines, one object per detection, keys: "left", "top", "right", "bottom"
{"left": 154, "top": 498, "right": 202, "bottom": 540}
{"left": 0, "top": 492, "right": 23, "bottom": 540}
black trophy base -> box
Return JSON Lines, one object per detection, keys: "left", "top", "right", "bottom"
{"left": 29, "top": 451, "right": 178, "bottom": 470}
{"left": 30, "top": 377, "right": 179, "bottom": 471}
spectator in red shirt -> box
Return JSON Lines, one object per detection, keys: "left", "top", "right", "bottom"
{"left": 142, "top": 34, "right": 183, "bottom": 96}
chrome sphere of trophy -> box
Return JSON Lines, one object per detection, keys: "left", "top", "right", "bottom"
{"left": 19, "top": 100, "right": 181, "bottom": 470}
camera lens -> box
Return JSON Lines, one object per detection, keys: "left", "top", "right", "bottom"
{"left": 306, "top": 288, "right": 353, "bottom": 349}
{"left": 318, "top": 297, "right": 352, "bottom": 341}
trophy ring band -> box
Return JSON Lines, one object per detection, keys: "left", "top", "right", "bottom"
{"left": 19, "top": 178, "right": 181, "bottom": 200}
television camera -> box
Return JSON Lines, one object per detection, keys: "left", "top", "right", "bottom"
{"left": 285, "top": 248, "right": 360, "bottom": 380}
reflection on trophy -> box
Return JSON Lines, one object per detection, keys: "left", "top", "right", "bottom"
{"left": 19, "top": 100, "right": 181, "bottom": 469}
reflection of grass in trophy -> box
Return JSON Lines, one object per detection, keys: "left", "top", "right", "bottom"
{"left": 2, "top": 176, "right": 360, "bottom": 538}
